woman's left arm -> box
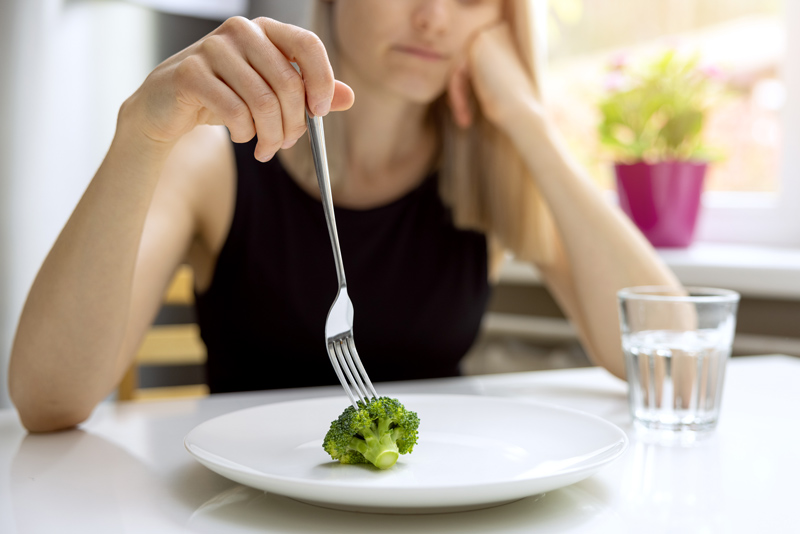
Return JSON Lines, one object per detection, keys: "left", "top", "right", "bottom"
{"left": 455, "top": 25, "right": 680, "bottom": 379}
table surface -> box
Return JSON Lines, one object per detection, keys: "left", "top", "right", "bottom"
{"left": 1, "top": 355, "right": 797, "bottom": 533}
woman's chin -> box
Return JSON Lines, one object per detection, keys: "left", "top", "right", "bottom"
{"left": 385, "top": 78, "right": 446, "bottom": 106}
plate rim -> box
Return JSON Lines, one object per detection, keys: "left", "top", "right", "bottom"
{"left": 184, "top": 393, "right": 628, "bottom": 491}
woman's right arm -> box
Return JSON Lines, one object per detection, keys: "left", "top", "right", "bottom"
{"left": 9, "top": 116, "right": 184, "bottom": 432}
{"left": 8, "top": 17, "right": 353, "bottom": 432}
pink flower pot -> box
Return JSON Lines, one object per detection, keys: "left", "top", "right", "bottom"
{"left": 614, "top": 160, "right": 707, "bottom": 248}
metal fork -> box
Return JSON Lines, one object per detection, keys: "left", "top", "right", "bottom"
{"left": 305, "top": 111, "right": 378, "bottom": 409}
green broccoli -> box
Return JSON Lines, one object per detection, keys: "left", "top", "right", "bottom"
{"left": 323, "top": 396, "right": 420, "bottom": 470}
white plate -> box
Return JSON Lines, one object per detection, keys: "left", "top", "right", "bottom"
{"left": 184, "top": 394, "right": 627, "bottom": 514}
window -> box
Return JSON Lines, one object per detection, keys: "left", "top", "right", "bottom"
{"left": 543, "top": 0, "right": 800, "bottom": 246}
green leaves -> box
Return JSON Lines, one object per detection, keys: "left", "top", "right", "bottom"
{"left": 597, "top": 49, "right": 719, "bottom": 162}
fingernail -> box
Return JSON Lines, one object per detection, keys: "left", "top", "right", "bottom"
{"left": 281, "top": 138, "right": 298, "bottom": 150}
{"left": 256, "top": 151, "right": 274, "bottom": 163}
{"left": 314, "top": 101, "right": 330, "bottom": 117}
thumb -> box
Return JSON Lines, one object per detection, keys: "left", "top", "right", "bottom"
{"left": 330, "top": 80, "right": 355, "bottom": 112}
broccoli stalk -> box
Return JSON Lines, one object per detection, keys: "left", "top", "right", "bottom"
{"left": 348, "top": 416, "right": 403, "bottom": 469}
{"left": 323, "top": 397, "right": 420, "bottom": 470}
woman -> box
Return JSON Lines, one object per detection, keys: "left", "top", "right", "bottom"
{"left": 9, "top": 0, "right": 678, "bottom": 432}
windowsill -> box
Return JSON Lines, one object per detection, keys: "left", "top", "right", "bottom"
{"left": 498, "top": 242, "right": 800, "bottom": 300}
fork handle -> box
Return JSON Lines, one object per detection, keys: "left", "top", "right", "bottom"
{"left": 306, "top": 112, "right": 347, "bottom": 287}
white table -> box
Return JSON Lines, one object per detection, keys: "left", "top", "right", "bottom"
{"left": 1, "top": 355, "right": 797, "bottom": 533}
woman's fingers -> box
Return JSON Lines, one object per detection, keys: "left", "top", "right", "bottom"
{"left": 447, "top": 59, "right": 473, "bottom": 129}
{"left": 465, "top": 23, "right": 539, "bottom": 128}
{"left": 199, "top": 33, "right": 285, "bottom": 160}
{"left": 173, "top": 55, "right": 255, "bottom": 143}
{"left": 207, "top": 17, "right": 352, "bottom": 159}
{"left": 237, "top": 19, "right": 308, "bottom": 153}
{"left": 331, "top": 80, "right": 355, "bottom": 112}
{"left": 252, "top": 17, "right": 336, "bottom": 117}
{"left": 135, "top": 16, "right": 352, "bottom": 154}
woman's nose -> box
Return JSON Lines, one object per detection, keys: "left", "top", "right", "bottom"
{"left": 411, "top": 0, "right": 450, "bottom": 35}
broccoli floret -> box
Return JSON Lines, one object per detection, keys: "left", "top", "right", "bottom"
{"left": 323, "top": 397, "right": 420, "bottom": 470}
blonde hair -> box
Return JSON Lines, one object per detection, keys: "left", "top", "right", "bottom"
{"left": 284, "top": 0, "right": 555, "bottom": 279}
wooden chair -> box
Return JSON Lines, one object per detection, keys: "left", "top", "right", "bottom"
{"left": 117, "top": 266, "right": 208, "bottom": 401}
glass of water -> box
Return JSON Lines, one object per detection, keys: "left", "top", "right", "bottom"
{"left": 618, "top": 286, "right": 740, "bottom": 440}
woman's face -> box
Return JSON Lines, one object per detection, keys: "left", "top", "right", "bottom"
{"left": 331, "top": 0, "right": 505, "bottom": 103}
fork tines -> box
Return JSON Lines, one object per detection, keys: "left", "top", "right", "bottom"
{"left": 327, "top": 336, "right": 378, "bottom": 409}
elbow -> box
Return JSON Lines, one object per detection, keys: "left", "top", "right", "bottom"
{"left": 13, "top": 400, "right": 92, "bottom": 433}
{"left": 9, "top": 347, "right": 96, "bottom": 433}
{"left": 10, "top": 379, "right": 93, "bottom": 433}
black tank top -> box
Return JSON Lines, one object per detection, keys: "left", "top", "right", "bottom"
{"left": 194, "top": 138, "right": 491, "bottom": 393}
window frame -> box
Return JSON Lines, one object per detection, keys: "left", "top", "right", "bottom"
{"left": 541, "top": 0, "right": 800, "bottom": 247}
{"left": 695, "top": 0, "right": 800, "bottom": 246}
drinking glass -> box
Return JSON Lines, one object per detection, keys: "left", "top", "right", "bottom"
{"left": 617, "top": 286, "right": 740, "bottom": 441}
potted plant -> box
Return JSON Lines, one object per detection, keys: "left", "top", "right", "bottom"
{"left": 598, "top": 49, "right": 721, "bottom": 247}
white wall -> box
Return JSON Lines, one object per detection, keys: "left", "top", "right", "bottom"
{"left": 248, "top": 0, "right": 311, "bottom": 26}
{"left": 0, "top": 0, "right": 157, "bottom": 409}
{"left": 123, "top": 0, "right": 310, "bottom": 25}
{"left": 0, "top": 0, "right": 317, "bottom": 410}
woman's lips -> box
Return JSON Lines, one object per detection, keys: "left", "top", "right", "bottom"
{"left": 393, "top": 45, "right": 447, "bottom": 61}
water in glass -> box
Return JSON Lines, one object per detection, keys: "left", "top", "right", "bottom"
{"left": 623, "top": 329, "right": 730, "bottom": 433}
